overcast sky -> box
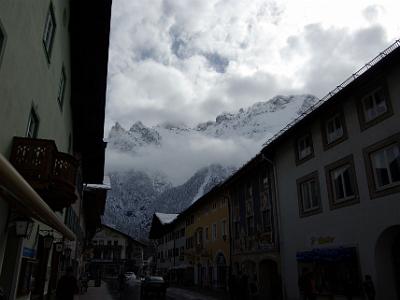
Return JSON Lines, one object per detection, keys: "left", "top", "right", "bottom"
{"left": 104, "top": 0, "right": 399, "bottom": 133}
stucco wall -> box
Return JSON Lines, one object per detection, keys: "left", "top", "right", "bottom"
{"left": 275, "top": 66, "right": 400, "bottom": 299}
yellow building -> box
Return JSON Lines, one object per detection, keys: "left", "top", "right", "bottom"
{"left": 183, "top": 186, "right": 230, "bottom": 289}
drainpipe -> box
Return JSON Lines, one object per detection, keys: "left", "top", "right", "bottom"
{"left": 261, "top": 153, "right": 286, "bottom": 299}
{"left": 225, "top": 191, "right": 233, "bottom": 292}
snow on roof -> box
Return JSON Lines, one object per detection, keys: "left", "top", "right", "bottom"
{"left": 155, "top": 212, "right": 179, "bottom": 225}
{"left": 85, "top": 175, "right": 111, "bottom": 190}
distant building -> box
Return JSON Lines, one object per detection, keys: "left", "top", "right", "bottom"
{"left": 149, "top": 186, "right": 230, "bottom": 290}
{"left": 88, "top": 225, "right": 146, "bottom": 277}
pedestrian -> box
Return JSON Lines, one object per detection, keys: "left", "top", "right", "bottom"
{"left": 249, "top": 275, "right": 258, "bottom": 300}
{"left": 56, "top": 267, "right": 79, "bottom": 300}
{"left": 239, "top": 271, "right": 249, "bottom": 300}
{"left": 362, "top": 275, "right": 375, "bottom": 300}
{"left": 0, "top": 286, "right": 5, "bottom": 300}
{"left": 79, "top": 272, "right": 89, "bottom": 294}
{"left": 298, "top": 268, "right": 316, "bottom": 300}
{"left": 118, "top": 272, "right": 126, "bottom": 291}
{"left": 228, "top": 273, "right": 238, "bottom": 300}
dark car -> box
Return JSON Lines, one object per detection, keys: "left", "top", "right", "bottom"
{"left": 140, "top": 276, "right": 168, "bottom": 299}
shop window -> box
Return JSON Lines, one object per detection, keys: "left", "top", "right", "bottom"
{"left": 43, "top": 3, "right": 56, "bottom": 61}
{"left": 26, "top": 107, "right": 39, "bottom": 138}
{"left": 364, "top": 133, "right": 400, "bottom": 198}
{"left": 357, "top": 81, "right": 393, "bottom": 130}
{"left": 297, "top": 171, "right": 322, "bottom": 217}
{"left": 325, "top": 155, "right": 359, "bottom": 209}
{"left": 17, "top": 258, "right": 37, "bottom": 296}
{"left": 57, "top": 66, "right": 66, "bottom": 109}
{"left": 295, "top": 133, "right": 314, "bottom": 164}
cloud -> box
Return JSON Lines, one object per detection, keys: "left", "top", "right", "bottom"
{"left": 105, "top": 0, "right": 397, "bottom": 134}
{"left": 106, "top": 132, "right": 261, "bottom": 185}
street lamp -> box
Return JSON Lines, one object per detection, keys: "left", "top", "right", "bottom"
{"left": 43, "top": 233, "right": 54, "bottom": 249}
{"left": 15, "top": 217, "right": 34, "bottom": 238}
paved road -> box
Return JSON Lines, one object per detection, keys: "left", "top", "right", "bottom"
{"left": 105, "top": 278, "right": 225, "bottom": 300}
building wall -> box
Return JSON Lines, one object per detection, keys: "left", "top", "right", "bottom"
{"left": 185, "top": 191, "right": 230, "bottom": 287}
{"left": 0, "top": 0, "right": 73, "bottom": 158}
{"left": 0, "top": 1, "right": 73, "bottom": 299}
{"left": 92, "top": 227, "right": 128, "bottom": 260}
{"left": 275, "top": 65, "right": 400, "bottom": 299}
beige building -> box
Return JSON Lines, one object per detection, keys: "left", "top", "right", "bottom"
{"left": 0, "top": 1, "right": 112, "bottom": 299}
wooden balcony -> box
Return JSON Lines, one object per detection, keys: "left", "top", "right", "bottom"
{"left": 10, "top": 137, "right": 78, "bottom": 211}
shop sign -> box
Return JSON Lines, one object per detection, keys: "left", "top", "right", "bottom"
{"left": 310, "top": 236, "right": 336, "bottom": 246}
{"left": 22, "top": 247, "right": 36, "bottom": 259}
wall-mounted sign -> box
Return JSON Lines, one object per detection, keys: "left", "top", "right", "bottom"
{"left": 310, "top": 236, "right": 336, "bottom": 246}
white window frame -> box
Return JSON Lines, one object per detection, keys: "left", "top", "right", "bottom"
{"left": 300, "top": 179, "right": 320, "bottom": 213}
{"left": 58, "top": 66, "right": 66, "bottom": 109}
{"left": 43, "top": 3, "right": 56, "bottom": 60}
{"left": 297, "top": 135, "right": 312, "bottom": 160}
{"left": 26, "top": 108, "right": 39, "bottom": 138}
{"left": 371, "top": 143, "right": 400, "bottom": 190}
{"left": 326, "top": 114, "right": 344, "bottom": 144}
{"left": 330, "top": 164, "right": 356, "bottom": 203}
{"left": 361, "top": 87, "right": 388, "bottom": 122}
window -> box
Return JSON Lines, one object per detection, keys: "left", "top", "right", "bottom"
{"left": 262, "top": 209, "right": 272, "bottom": 231}
{"left": 43, "top": 3, "right": 56, "bottom": 60}
{"left": 107, "top": 241, "right": 112, "bottom": 246}
{"left": 212, "top": 224, "right": 217, "bottom": 240}
{"left": 58, "top": 66, "right": 66, "bottom": 109}
{"left": 325, "top": 155, "right": 359, "bottom": 209}
{"left": 205, "top": 227, "right": 209, "bottom": 240}
{"left": 99, "top": 240, "right": 104, "bottom": 245}
{"left": 221, "top": 220, "right": 226, "bottom": 237}
{"left": 322, "top": 111, "right": 347, "bottom": 149}
{"left": 0, "top": 20, "right": 6, "bottom": 67}
{"left": 297, "top": 171, "right": 322, "bottom": 217}
{"left": 114, "top": 240, "right": 118, "bottom": 246}
{"left": 357, "top": 82, "right": 393, "bottom": 130}
{"left": 26, "top": 108, "right": 39, "bottom": 138}
{"left": 362, "top": 87, "right": 387, "bottom": 122}
{"left": 363, "top": 134, "right": 400, "bottom": 198}
{"left": 247, "top": 216, "right": 254, "bottom": 235}
{"left": 234, "top": 221, "right": 240, "bottom": 238}
{"left": 296, "top": 133, "right": 314, "bottom": 163}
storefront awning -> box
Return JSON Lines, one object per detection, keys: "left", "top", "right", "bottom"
{"left": 0, "top": 153, "right": 75, "bottom": 241}
{"left": 296, "top": 247, "right": 356, "bottom": 262}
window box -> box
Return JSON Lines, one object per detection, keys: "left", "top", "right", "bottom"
{"left": 325, "top": 155, "right": 359, "bottom": 209}
{"left": 295, "top": 133, "right": 314, "bottom": 165}
{"left": 356, "top": 79, "right": 393, "bottom": 131}
{"left": 297, "top": 171, "right": 322, "bottom": 217}
{"left": 363, "top": 133, "right": 400, "bottom": 198}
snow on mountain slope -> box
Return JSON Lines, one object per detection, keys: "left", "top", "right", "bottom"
{"left": 104, "top": 94, "right": 318, "bottom": 238}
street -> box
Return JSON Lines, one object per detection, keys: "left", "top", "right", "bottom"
{"left": 80, "top": 279, "right": 227, "bottom": 300}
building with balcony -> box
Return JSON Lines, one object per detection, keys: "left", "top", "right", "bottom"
{"left": 87, "top": 225, "right": 146, "bottom": 277}
{"left": 0, "top": 1, "right": 112, "bottom": 299}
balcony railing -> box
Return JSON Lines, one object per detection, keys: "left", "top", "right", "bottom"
{"left": 10, "top": 137, "right": 78, "bottom": 211}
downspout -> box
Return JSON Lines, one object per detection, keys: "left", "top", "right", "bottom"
{"left": 225, "top": 190, "right": 233, "bottom": 292}
{"left": 261, "top": 153, "right": 286, "bottom": 299}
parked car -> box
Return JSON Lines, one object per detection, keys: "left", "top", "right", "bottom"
{"left": 140, "top": 276, "right": 168, "bottom": 299}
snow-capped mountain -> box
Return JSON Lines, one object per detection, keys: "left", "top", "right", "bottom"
{"left": 104, "top": 94, "right": 318, "bottom": 239}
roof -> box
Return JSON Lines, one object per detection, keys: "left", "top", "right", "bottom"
{"left": 85, "top": 176, "right": 111, "bottom": 190}
{"left": 154, "top": 213, "right": 179, "bottom": 225}
{"left": 262, "top": 39, "right": 400, "bottom": 151}
{"left": 101, "top": 224, "right": 147, "bottom": 247}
